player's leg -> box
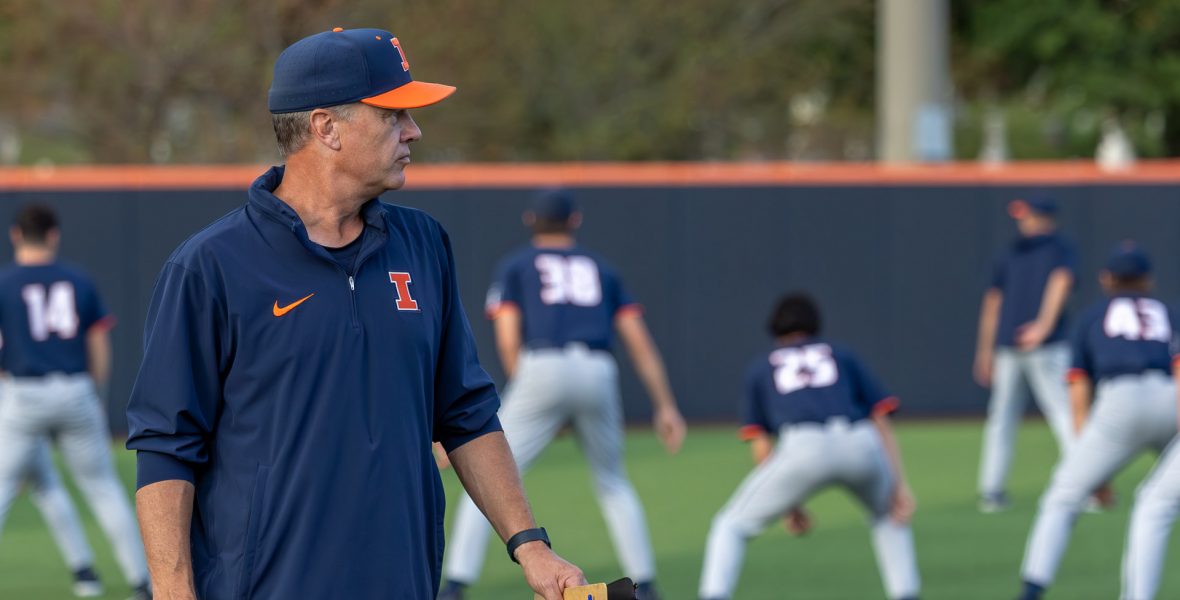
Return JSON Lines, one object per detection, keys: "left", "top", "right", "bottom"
{"left": 1019, "top": 381, "right": 1154, "bottom": 596}
{"left": 25, "top": 437, "right": 102, "bottom": 594}
{"left": 441, "top": 352, "right": 571, "bottom": 590}
{"left": 1122, "top": 437, "right": 1180, "bottom": 600}
{"left": 0, "top": 380, "right": 47, "bottom": 539}
{"left": 569, "top": 351, "right": 656, "bottom": 589}
{"left": 699, "top": 426, "right": 831, "bottom": 600}
{"left": 843, "top": 423, "right": 920, "bottom": 600}
{"left": 1025, "top": 342, "right": 1076, "bottom": 455}
{"left": 978, "top": 347, "right": 1029, "bottom": 509}
{"left": 53, "top": 378, "right": 149, "bottom": 588}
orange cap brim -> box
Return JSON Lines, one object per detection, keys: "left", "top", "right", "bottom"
{"left": 360, "top": 81, "right": 456, "bottom": 109}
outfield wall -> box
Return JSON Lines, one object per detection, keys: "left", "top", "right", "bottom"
{"left": 2, "top": 162, "right": 1180, "bottom": 432}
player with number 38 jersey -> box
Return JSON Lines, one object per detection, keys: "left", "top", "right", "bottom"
{"left": 1018, "top": 242, "right": 1178, "bottom": 600}
{"left": 699, "top": 293, "right": 920, "bottom": 600}
{"left": 439, "top": 189, "right": 686, "bottom": 600}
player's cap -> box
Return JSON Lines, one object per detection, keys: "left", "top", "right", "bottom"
{"left": 268, "top": 27, "right": 455, "bottom": 114}
{"left": 1105, "top": 241, "right": 1152, "bottom": 278}
{"left": 530, "top": 188, "right": 578, "bottom": 221}
{"left": 1008, "top": 195, "right": 1058, "bottom": 218}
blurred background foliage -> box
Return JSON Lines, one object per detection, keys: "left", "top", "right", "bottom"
{"left": 0, "top": 0, "right": 1175, "bottom": 164}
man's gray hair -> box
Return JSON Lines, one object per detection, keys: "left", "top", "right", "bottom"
{"left": 271, "top": 103, "right": 357, "bottom": 157}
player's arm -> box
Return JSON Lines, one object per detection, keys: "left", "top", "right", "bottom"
{"left": 1068, "top": 373, "right": 1093, "bottom": 434}
{"left": 974, "top": 288, "right": 1002, "bottom": 387}
{"left": 136, "top": 480, "right": 197, "bottom": 599}
{"left": 749, "top": 431, "right": 774, "bottom": 464}
{"left": 1018, "top": 268, "right": 1073, "bottom": 350}
{"left": 448, "top": 433, "right": 585, "bottom": 599}
{"left": 493, "top": 307, "right": 523, "bottom": 379}
{"left": 870, "top": 412, "right": 916, "bottom": 524}
{"left": 85, "top": 325, "right": 112, "bottom": 388}
{"left": 615, "top": 312, "right": 686, "bottom": 454}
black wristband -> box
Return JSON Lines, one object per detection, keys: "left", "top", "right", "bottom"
{"left": 506, "top": 527, "right": 550, "bottom": 563}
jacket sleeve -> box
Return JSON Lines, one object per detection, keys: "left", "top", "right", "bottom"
{"left": 434, "top": 228, "right": 503, "bottom": 453}
{"left": 125, "top": 261, "right": 227, "bottom": 489}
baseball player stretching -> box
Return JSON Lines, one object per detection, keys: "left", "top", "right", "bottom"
{"left": 1017, "top": 242, "right": 1177, "bottom": 600}
{"left": 438, "top": 190, "right": 686, "bottom": 600}
{"left": 699, "top": 293, "right": 920, "bottom": 600}
{"left": 0, "top": 205, "right": 150, "bottom": 599}
{"left": 975, "top": 197, "right": 1078, "bottom": 512}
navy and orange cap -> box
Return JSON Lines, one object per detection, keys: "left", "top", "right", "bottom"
{"left": 1105, "top": 240, "right": 1152, "bottom": 279}
{"left": 1008, "top": 195, "right": 1058, "bottom": 219}
{"left": 268, "top": 27, "right": 456, "bottom": 114}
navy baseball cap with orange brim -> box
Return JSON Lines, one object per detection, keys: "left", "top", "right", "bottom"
{"left": 268, "top": 27, "right": 455, "bottom": 114}
{"left": 1007, "top": 195, "right": 1058, "bottom": 219}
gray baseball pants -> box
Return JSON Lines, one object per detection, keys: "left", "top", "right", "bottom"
{"left": 698, "top": 419, "right": 920, "bottom": 599}
{"left": 0, "top": 373, "right": 148, "bottom": 585}
{"left": 979, "top": 343, "right": 1075, "bottom": 498}
{"left": 1021, "top": 372, "right": 1177, "bottom": 588}
{"left": 1121, "top": 434, "right": 1180, "bottom": 600}
{"left": 443, "top": 347, "right": 656, "bottom": 584}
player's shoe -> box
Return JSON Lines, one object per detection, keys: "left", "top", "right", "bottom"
{"left": 635, "top": 581, "right": 662, "bottom": 600}
{"left": 437, "top": 580, "right": 467, "bottom": 600}
{"left": 71, "top": 567, "right": 104, "bottom": 598}
{"left": 126, "top": 583, "right": 152, "bottom": 600}
{"left": 978, "top": 492, "right": 1010, "bottom": 514}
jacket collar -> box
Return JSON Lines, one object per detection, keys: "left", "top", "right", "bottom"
{"left": 248, "top": 166, "right": 389, "bottom": 233}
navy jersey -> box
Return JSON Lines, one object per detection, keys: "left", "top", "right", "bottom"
{"left": 1067, "top": 294, "right": 1179, "bottom": 384}
{"left": 125, "top": 167, "right": 501, "bottom": 600}
{"left": 484, "top": 246, "right": 640, "bottom": 350}
{"left": 991, "top": 233, "right": 1077, "bottom": 347}
{"left": 739, "top": 339, "right": 899, "bottom": 440}
{"left": 0, "top": 263, "right": 112, "bottom": 377}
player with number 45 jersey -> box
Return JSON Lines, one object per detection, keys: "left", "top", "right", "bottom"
{"left": 438, "top": 189, "right": 686, "bottom": 600}
{"left": 699, "top": 293, "right": 920, "bottom": 600}
{"left": 1018, "top": 242, "right": 1178, "bottom": 600}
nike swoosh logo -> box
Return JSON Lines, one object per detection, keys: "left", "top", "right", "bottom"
{"left": 273, "top": 293, "right": 315, "bottom": 317}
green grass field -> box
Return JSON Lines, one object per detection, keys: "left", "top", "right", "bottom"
{"left": 1, "top": 421, "right": 1177, "bottom": 599}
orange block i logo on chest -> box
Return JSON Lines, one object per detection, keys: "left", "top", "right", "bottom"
{"left": 388, "top": 272, "right": 419, "bottom": 311}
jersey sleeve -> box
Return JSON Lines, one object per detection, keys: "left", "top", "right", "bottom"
{"left": 1055, "top": 238, "right": 1080, "bottom": 274}
{"left": 738, "top": 363, "right": 772, "bottom": 441}
{"left": 989, "top": 253, "right": 1007, "bottom": 291}
{"left": 1170, "top": 305, "right": 1180, "bottom": 371}
{"left": 79, "top": 278, "right": 114, "bottom": 332}
{"left": 1067, "top": 309, "right": 1094, "bottom": 383}
{"left": 484, "top": 258, "right": 522, "bottom": 319}
{"left": 605, "top": 264, "right": 643, "bottom": 318}
{"left": 125, "top": 262, "right": 228, "bottom": 489}
{"left": 845, "top": 352, "right": 899, "bottom": 417}
{"left": 435, "top": 227, "right": 503, "bottom": 452}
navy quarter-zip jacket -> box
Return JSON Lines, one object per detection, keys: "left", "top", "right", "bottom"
{"left": 126, "top": 167, "right": 502, "bottom": 599}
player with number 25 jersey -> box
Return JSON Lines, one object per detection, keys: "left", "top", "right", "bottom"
{"left": 699, "top": 293, "right": 920, "bottom": 600}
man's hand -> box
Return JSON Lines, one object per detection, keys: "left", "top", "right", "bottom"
{"left": 783, "top": 507, "right": 811, "bottom": 536}
{"left": 433, "top": 442, "right": 451, "bottom": 470}
{"left": 653, "top": 406, "right": 686, "bottom": 455}
{"left": 1016, "top": 320, "right": 1051, "bottom": 351}
{"left": 973, "top": 349, "right": 993, "bottom": 388}
{"left": 516, "top": 541, "right": 586, "bottom": 600}
{"left": 890, "top": 481, "right": 917, "bottom": 524}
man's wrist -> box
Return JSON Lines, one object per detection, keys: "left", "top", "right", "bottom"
{"left": 506, "top": 527, "right": 550, "bottom": 563}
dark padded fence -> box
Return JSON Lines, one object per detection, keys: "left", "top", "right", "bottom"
{"left": 2, "top": 182, "right": 1178, "bottom": 432}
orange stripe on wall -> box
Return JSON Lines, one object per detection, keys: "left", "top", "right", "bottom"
{"left": 4, "top": 161, "right": 1180, "bottom": 191}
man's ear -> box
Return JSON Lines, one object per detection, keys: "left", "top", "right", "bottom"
{"left": 308, "top": 109, "right": 342, "bottom": 151}
{"left": 522, "top": 211, "right": 536, "bottom": 227}
{"left": 9, "top": 226, "right": 21, "bottom": 247}
{"left": 568, "top": 212, "right": 583, "bottom": 230}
